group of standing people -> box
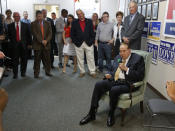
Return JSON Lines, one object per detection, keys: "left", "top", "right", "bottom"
{"left": 0, "top": 1, "right": 145, "bottom": 80}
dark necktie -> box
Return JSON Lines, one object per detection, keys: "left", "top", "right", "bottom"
{"left": 129, "top": 15, "right": 133, "bottom": 25}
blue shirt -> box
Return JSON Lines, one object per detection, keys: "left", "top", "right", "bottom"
{"left": 21, "top": 18, "right": 31, "bottom": 24}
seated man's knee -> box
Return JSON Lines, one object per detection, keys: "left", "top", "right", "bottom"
{"left": 0, "top": 88, "right": 8, "bottom": 112}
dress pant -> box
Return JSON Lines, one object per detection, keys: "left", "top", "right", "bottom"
{"left": 2, "top": 41, "right": 13, "bottom": 68}
{"left": 114, "top": 39, "right": 120, "bottom": 58}
{"left": 91, "top": 79, "right": 139, "bottom": 110}
{"left": 74, "top": 42, "right": 96, "bottom": 74}
{"left": 50, "top": 39, "right": 55, "bottom": 66}
{"left": 56, "top": 33, "right": 63, "bottom": 64}
{"left": 98, "top": 42, "right": 112, "bottom": 71}
{"left": 94, "top": 45, "right": 98, "bottom": 66}
{"left": 12, "top": 42, "right": 28, "bottom": 76}
{"left": 34, "top": 48, "right": 51, "bottom": 76}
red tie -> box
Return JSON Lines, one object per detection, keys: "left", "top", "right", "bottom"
{"left": 16, "top": 22, "right": 20, "bottom": 42}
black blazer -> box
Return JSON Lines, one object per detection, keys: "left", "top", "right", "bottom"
{"left": 109, "top": 53, "right": 145, "bottom": 84}
{"left": 46, "top": 17, "right": 55, "bottom": 40}
{"left": 71, "top": 18, "right": 95, "bottom": 47}
{"left": 8, "top": 22, "right": 32, "bottom": 48}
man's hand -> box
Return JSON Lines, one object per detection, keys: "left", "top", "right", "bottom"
{"left": 105, "top": 74, "right": 112, "bottom": 79}
{"left": 108, "top": 39, "right": 114, "bottom": 44}
{"left": 95, "top": 41, "right": 98, "bottom": 47}
{"left": 27, "top": 45, "right": 32, "bottom": 49}
{"left": 166, "top": 81, "right": 175, "bottom": 103}
{"left": 64, "top": 40, "right": 67, "bottom": 45}
{"left": 0, "top": 35, "right": 5, "bottom": 41}
{"left": 123, "top": 37, "right": 129, "bottom": 44}
{"left": 0, "top": 51, "right": 5, "bottom": 59}
{"left": 42, "top": 40, "right": 47, "bottom": 46}
{"left": 119, "top": 63, "right": 128, "bottom": 72}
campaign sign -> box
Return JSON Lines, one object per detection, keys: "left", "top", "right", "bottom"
{"left": 159, "top": 40, "right": 175, "bottom": 65}
{"left": 164, "top": 22, "right": 175, "bottom": 38}
{"left": 147, "top": 42, "right": 159, "bottom": 64}
{"left": 148, "top": 22, "right": 161, "bottom": 41}
{"left": 142, "top": 22, "right": 149, "bottom": 38}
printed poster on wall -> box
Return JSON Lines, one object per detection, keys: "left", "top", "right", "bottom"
{"left": 148, "top": 22, "right": 161, "bottom": 41}
{"left": 147, "top": 42, "right": 159, "bottom": 65}
{"left": 159, "top": 40, "right": 175, "bottom": 65}
{"left": 142, "top": 22, "right": 149, "bottom": 38}
{"left": 164, "top": 0, "right": 175, "bottom": 38}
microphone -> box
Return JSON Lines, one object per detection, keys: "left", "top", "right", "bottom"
{"left": 117, "top": 58, "right": 122, "bottom": 63}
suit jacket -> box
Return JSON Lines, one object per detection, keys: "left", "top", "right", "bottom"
{"left": 71, "top": 18, "right": 95, "bottom": 47}
{"left": 121, "top": 12, "right": 145, "bottom": 50}
{"left": 46, "top": 17, "right": 55, "bottom": 42}
{"left": 109, "top": 53, "right": 145, "bottom": 84}
{"left": 7, "top": 22, "right": 32, "bottom": 48}
{"left": 55, "top": 17, "right": 65, "bottom": 43}
{"left": 31, "top": 20, "right": 52, "bottom": 50}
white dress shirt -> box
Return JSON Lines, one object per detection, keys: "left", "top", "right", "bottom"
{"left": 113, "top": 23, "right": 123, "bottom": 44}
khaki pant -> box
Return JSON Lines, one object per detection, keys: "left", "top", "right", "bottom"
{"left": 74, "top": 42, "right": 95, "bottom": 74}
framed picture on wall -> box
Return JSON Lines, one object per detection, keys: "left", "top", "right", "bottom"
{"left": 152, "top": 2, "right": 159, "bottom": 20}
{"left": 146, "top": 3, "right": 152, "bottom": 20}
{"left": 142, "top": 0, "right": 147, "bottom": 3}
{"left": 138, "top": 5, "right": 142, "bottom": 14}
{"left": 138, "top": 0, "right": 142, "bottom": 4}
{"left": 142, "top": 4, "right": 146, "bottom": 17}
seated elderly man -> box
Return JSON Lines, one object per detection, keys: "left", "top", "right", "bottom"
{"left": 79, "top": 43, "right": 145, "bottom": 127}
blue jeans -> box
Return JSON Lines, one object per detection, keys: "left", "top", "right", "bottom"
{"left": 98, "top": 42, "right": 112, "bottom": 71}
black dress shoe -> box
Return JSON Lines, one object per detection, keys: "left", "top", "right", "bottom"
{"left": 46, "top": 73, "right": 53, "bottom": 77}
{"left": 13, "top": 75, "right": 18, "bottom": 79}
{"left": 107, "top": 114, "right": 115, "bottom": 127}
{"left": 59, "top": 63, "right": 63, "bottom": 68}
{"left": 21, "top": 73, "right": 26, "bottom": 77}
{"left": 79, "top": 114, "right": 95, "bottom": 125}
{"left": 51, "top": 65, "right": 55, "bottom": 69}
{"left": 34, "top": 75, "right": 39, "bottom": 78}
{"left": 66, "top": 64, "right": 70, "bottom": 67}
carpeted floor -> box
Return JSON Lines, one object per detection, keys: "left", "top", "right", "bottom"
{"left": 1, "top": 59, "right": 175, "bottom": 131}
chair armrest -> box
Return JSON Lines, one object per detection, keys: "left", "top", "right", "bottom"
{"left": 133, "top": 81, "right": 144, "bottom": 88}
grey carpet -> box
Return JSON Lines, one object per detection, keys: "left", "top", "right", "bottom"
{"left": 1, "top": 60, "right": 175, "bottom": 131}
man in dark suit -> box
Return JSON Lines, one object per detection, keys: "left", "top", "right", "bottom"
{"left": 42, "top": 9, "right": 56, "bottom": 68}
{"left": 8, "top": 12, "right": 32, "bottom": 78}
{"left": 79, "top": 43, "right": 145, "bottom": 127}
{"left": 31, "top": 10, "right": 52, "bottom": 78}
{"left": 71, "top": 9, "right": 96, "bottom": 78}
{"left": 121, "top": 1, "right": 145, "bottom": 50}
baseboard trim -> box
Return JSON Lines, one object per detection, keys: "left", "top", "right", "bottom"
{"left": 147, "top": 83, "right": 167, "bottom": 100}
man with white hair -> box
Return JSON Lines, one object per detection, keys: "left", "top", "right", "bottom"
{"left": 8, "top": 12, "right": 32, "bottom": 78}
{"left": 71, "top": 9, "right": 96, "bottom": 78}
{"left": 121, "top": 1, "right": 145, "bottom": 50}
{"left": 21, "top": 11, "right": 31, "bottom": 24}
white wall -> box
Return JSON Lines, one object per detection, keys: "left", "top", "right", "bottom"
{"left": 100, "top": 0, "right": 118, "bottom": 22}
{"left": 1, "top": 0, "right": 119, "bottom": 22}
